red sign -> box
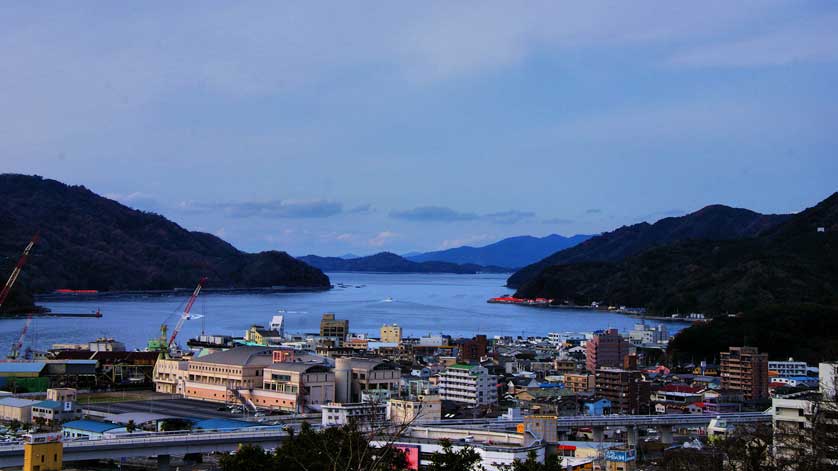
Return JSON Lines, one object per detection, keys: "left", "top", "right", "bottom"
{"left": 395, "top": 444, "right": 420, "bottom": 470}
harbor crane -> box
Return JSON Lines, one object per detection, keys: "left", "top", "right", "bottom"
{"left": 1, "top": 234, "right": 39, "bottom": 360}
{"left": 0, "top": 233, "right": 39, "bottom": 311}
{"left": 167, "top": 277, "right": 208, "bottom": 349}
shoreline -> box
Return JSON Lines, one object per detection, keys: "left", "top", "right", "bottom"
{"left": 495, "top": 300, "right": 698, "bottom": 323}
{"left": 34, "top": 285, "right": 332, "bottom": 302}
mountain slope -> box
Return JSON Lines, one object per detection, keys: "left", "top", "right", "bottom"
{"left": 515, "top": 193, "right": 838, "bottom": 315}
{"left": 407, "top": 234, "right": 592, "bottom": 269}
{"left": 507, "top": 205, "right": 789, "bottom": 288}
{"left": 299, "top": 252, "right": 510, "bottom": 274}
{"left": 0, "top": 174, "right": 330, "bottom": 302}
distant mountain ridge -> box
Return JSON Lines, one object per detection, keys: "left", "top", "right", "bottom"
{"left": 507, "top": 205, "right": 789, "bottom": 288}
{"left": 299, "top": 252, "right": 510, "bottom": 274}
{"left": 514, "top": 193, "right": 838, "bottom": 315}
{"left": 0, "top": 174, "right": 330, "bottom": 313}
{"left": 407, "top": 234, "right": 592, "bottom": 269}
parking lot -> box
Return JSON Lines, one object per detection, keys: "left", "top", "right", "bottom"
{"left": 83, "top": 398, "right": 256, "bottom": 420}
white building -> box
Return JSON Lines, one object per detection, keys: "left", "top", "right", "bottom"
{"left": 438, "top": 364, "right": 498, "bottom": 406}
{"left": 321, "top": 402, "right": 387, "bottom": 429}
{"left": 270, "top": 314, "right": 285, "bottom": 338}
{"left": 387, "top": 394, "right": 442, "bottom": 425}
{"left": 769, "top": 358, "right": 808, "bottom": 377}
{"left": 627, "top": 322, "right": 669, "bottom": 345}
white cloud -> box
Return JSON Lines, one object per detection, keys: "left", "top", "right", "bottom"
{"left": 368, "top": 231, "right": 398, "bottom": 247}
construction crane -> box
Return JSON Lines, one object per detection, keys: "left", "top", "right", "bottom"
{"left": 0, "top": 233, "right": 39, "bottom": 311}
{"left": 167, "top": 277, "right": 208, "bottom": 349}
{"left": 8, "top": 316, "right": 32, "bottom": 360}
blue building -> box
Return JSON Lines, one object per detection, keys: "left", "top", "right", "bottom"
{"left": 584, "top": 398, "right": 611, "bottom": 416}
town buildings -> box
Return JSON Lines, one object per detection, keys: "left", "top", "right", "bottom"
{"left": 586, "top": 329, "right": 630, "bottom": 373}
{"left": 564, "top": 373, "right": 595, "bottom": 393}
{"left": 769, "top": 358, "right": 809, "bottom": 377}
{"left": 438, "top": 364, "right": 498, "bottom": 406}
{"left": 595, "top": 368, "right": 650, "bottom": 414}
{"left": 387, "top": 394, "right": 442, "bottom": 425}
{"left": 320, "top": 313, "right": 349, "bottom": 342}
{"left": 380, "top": 324, "right": 402, "bottom": 343}
{"left": 720, "top": 346, "right": 769, "bottom": 401}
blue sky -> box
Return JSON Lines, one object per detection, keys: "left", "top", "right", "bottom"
{"left": 2, "top": 2, "right": 837, "bottom": 256}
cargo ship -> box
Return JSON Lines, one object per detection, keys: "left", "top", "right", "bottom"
{"left": 186, "top": 334, "right": 236, "bottom": 349}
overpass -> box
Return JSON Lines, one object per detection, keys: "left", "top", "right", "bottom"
{"left": 422, "top": 412, "right": 772, "bottom": 445}
{"left": 0, "top": 428, "right": 288, "bottom": 470}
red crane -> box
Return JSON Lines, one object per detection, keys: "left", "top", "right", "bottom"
{"left": 0, "top": 234, "right": 39, "bottom": 311}
{"left": 167, "top": 277, "right": 208, "bottom": 348}
{"left": 2, "top": 234, "right": 39, "bottom": 360}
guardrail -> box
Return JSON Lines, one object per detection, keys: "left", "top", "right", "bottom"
{"left": 0, "top": 426, "right": 289, "bottom": 452}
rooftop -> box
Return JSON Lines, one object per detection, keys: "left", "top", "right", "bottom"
{"left": 0, "top": 397, "right": 40, "bottom": 408}
{"left": 63, "top": 419, "right": 124, "bottom": 433}
{"left": 192, "top": 346, "right": 275, "bottom": 367}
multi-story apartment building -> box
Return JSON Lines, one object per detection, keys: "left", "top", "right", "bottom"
{"left": 627, "top": 322, "right": 669, "bottom": 346}
{"left": 387, "top": 394, "right": 442, "bottom": 425}
{"left": 320, "top": 313, "right": 349, "bottom": 340}
{"left": 553, "top": 359, "right": 582, "bottom": 375}
{"left": 335, "top": 357, "right": 402, "bottom": 403}
{"left": 322, "top": 402, "right": 388, "bottom": 430}
{"left": 564, "top": 373, "right": 595, "bottom": 393}
{"left": 438, "top": 364, "right": 498, "bottom": 406}
{"left": 586, "top": 329, "right": 630, "bottom": 373}
{"left": 595, "top": 367, "right": 650, "bottom": 414}
{"left": 380, "top": 324, "right": 403, "bottom": 343}
{"left": 458, "top": 335, "right": 488, "bottom": 363}
{"left": 720, "top": 346, "right": 769, "bottom": 401}
{"left": 769, "top": 358, "right": 808, "bottom": 377}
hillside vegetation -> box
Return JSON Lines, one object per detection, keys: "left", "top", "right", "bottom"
{"left": 299, "top": 252, "right": 510, "bottom": 274}
{"left": 515, "top": 193, "right": 838, "bottom": 316}
{"left": 0, "top": 175, "right": 330, "bottom": 312}
{"left": 507, "top": 205, "right": 788, "bottom": 288}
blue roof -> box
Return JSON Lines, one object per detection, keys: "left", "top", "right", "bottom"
{"left": 33, "top": 400, "right": 63, "bottom": 409}
{"left": 192, "top": 418, "right": 258, "bottom": 430}
{"left": 63, "top": 420, "right": 123, "bottom": 433}
{"left": 0, "top": 362, "right": 46, "bottom": 374}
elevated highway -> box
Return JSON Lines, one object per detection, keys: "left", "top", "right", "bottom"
{"left": 0, "top": 428, "right": 288, "bottom": 470}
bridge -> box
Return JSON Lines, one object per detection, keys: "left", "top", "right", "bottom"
{"left": 422, "top": 412, "right": 772, "bottom": 445}
{"left": 0, "top": 428, "right": 288, "bottom": 470}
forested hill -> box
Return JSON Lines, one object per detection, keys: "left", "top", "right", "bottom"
{"left": 407, "top": 234, "right": 591, "bottom": 269}
{"left": 0, "top": 174, "right": 330, "bottom": 311}
{"left": 507, "top": 204, "right": 789, "bottom": 288}
{"left": 515, "top": 193, "right": 838, "bottom": 316}
{"left": 299, "top": 252, "right": 510, "bottom": 274}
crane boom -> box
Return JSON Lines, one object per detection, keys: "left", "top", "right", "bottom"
{"left": 0, "top": 234, "right": 39, "bottom": 311}
{"left": 168, "top": 277, "right": 207, "bottom": 348}
{"left": 9, "top": 315, "right": 32, "bottom": 359}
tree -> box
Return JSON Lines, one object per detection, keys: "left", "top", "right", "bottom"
{"left": 427, "top": 439, "right": 484, "bottom": 471}
{"left": 8, "top": 420, "right": 21, "bottom": 433}
{"left": 220, "top": 423, "right": 408, "bottom": 471}
{"left": 125, "top": 419, "right": 136, "bottom": 433}
{"left": 220, "top": 444, "right": 275, "bottom": 471}
{"left": 498, "top": 450, "right": 564, "bottom": 471}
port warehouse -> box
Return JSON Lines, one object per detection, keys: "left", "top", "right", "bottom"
{"left": 0, "top": 351, "right": 158, "bottom": 392}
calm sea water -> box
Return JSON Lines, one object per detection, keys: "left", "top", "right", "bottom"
{"left": 1, "top": 273, "right": 690, "bottom": 351}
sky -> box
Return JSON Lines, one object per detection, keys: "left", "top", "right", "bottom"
{"left": 1, "top": 2, "right": 837, "bottom": 256}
